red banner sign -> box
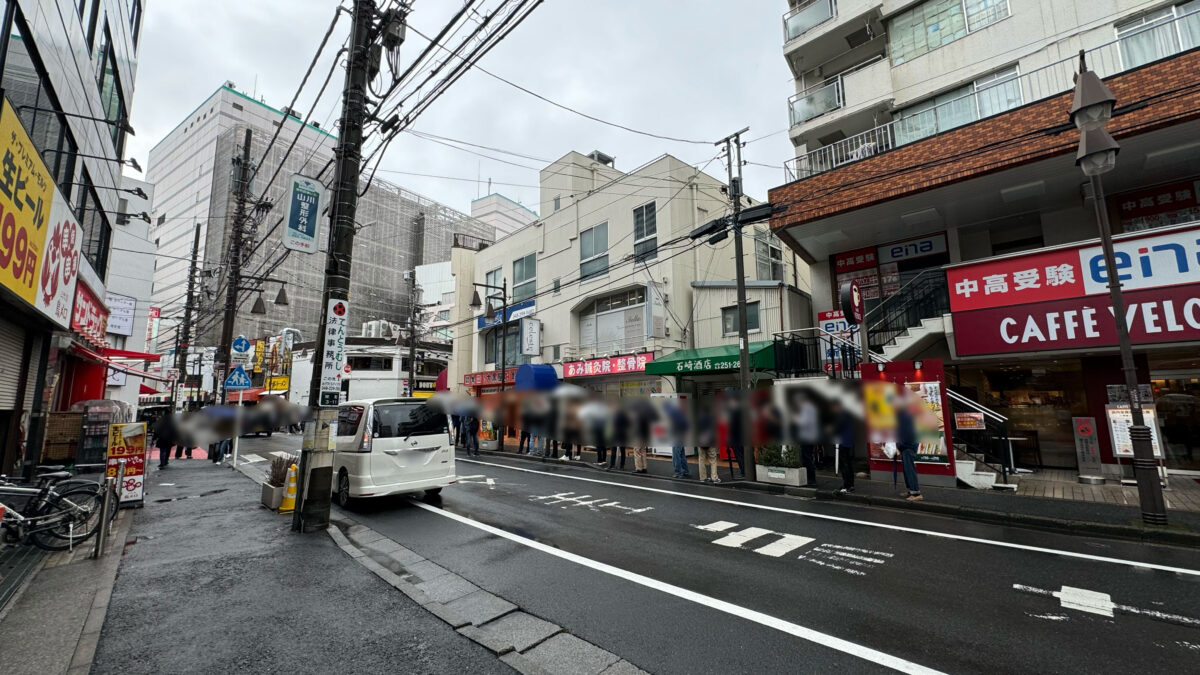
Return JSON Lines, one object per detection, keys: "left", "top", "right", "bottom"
{"left": 833, "top": 246, "right": 877, "bottom": 273}
{"left": 70, "top": 279, "right": 108, "bottom": 346}
{"left": 952, "top": 282, "right": 1200, "bottom": 356}
{"left": 1116, "top": 179, "right": 1200, "bottom": 225}
{"left": 463, "top": 368, "right": 516, "bottom": 387}
{"left": 563, "top": 352, "right": 654, "bottom": 378}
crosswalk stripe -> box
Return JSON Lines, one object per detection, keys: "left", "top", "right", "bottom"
{"left": 753, "top": 534, "right": 815, "bottom": 557}
{"left": 695, "top": 521, "right": 738, "bottom": 532}
{"left": 711, "top": 527, "right": 773, "bottom": 549}
{"left": 240, "top": 454, "right": 266, "bottom": 463}
{"left": 270, "top": 451, "right": 293, "bottom": 459}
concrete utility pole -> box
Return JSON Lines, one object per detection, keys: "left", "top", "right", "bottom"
{"left": 718, "top": 127, "right": 754, "bottom": 481}
{"left": 218, "top": 128, "right": 253, "bottom": 404}
{"left": 170, "top": 224, "right": 202, "bottom": 411}
{"left": 407, "top": 271, "right": 420, "bottom": 396}
{"left": 294, "top": 0, "right": 379, "bottom": 533}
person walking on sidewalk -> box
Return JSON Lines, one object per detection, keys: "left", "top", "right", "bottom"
{"left": 153, "top": 413, "right": 179, "bottom": 469}
{"left": 832, "top": 400, "right": 857, "bottom": 493}
{"left": 696, "top": 407, "right": 720, "bottom": 483}
{"left": 465, "top": 413, "right": 481, "bottom": 456}
{"left": 897, "top": 394, "right": 922, "bottom": 501}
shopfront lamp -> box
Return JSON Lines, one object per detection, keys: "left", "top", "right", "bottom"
{"left": 1070, "top": 67, "right": 1116, "bottom": 131}
{"left": 914, "top": 360, "right": 923, "bottom": 370}
{"left": 876, "top": 363, "right": 885, "bottom": 373}
{"left": 1076, "top": 127, "right": 1120, "bottom": 177}
{"left": 274, "top": 285, "right": 289, "bottom": 306}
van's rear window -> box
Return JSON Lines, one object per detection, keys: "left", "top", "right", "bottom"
{"left": 337, "top": 405, "right": 364, "bottom": 437}
{"left": 372, "top": 403, "right": 448, "bottom": 438}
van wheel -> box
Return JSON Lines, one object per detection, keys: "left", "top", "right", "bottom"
{"left": 424, "top": 488, "right": 442, "bottom": 497}
{"left": 337, "top": 471, "right": 353, "bottom": 508}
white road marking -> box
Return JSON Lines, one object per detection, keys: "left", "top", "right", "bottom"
{"left": 826, "top": 550, "right": 887, "bottom": 565}
{"left": 457, "top": 474, "right": 487, "bottom": 480}
{"left": 1013, "top": 584, "right": 1200, "bottom": 628}
{"left": 459, "top": 458, "right": 1200, "bottom": 577}
{"left": 1026, "top": 613, "right": 1070, "bottom": 622}
{"left": 797, "top": 554, "right": 866, "bottom": 577}
{"left": 695, "top": 521, "right": 738, "bottom": 532}
{"left": 239, "top": 454, "right": 266, "bottom": 463}
{"left": 753, "top": 534, "right": 815, "bottom": 558}
{"left": 411, "top": 500, "right": 943, "bottom": 674}
{"left": 486, "top": 478, "right": 495, "bottom": 489}
{"left": 821, "top": 543, "right": 894, "bottom": 558}
{"left": 530, "top": 491, "right": 652, "bottom": 514}
{"left": 269, "top": 451, "right": 292, "bottom": 459}
{"left": 711, "top": 527, "right": 773, "bottom": 549}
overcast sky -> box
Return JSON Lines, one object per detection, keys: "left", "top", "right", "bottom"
{"left": 127, "top": 1, "right": 794, "bottom": 215}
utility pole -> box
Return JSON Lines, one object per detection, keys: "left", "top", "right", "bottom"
{"left": 407, "top": 271, "right": 420, "bottom": 397}
{"left": 294, "top": 0, "right": 380, "bottom": 533}
{"left": 218, "top": 128, "right": 254, "bottom": 404}
{"left": 718, "top": 127, "right": 754, "bottom": 481}
{"left": 170, "top": 224, "right": 202, "bottom": 412}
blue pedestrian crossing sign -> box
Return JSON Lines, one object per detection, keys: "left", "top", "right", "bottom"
{"left": 224, "top": 365, "right": 253, "bottom": 391}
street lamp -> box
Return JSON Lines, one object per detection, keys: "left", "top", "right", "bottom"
{"left": 1072, "top": 50, "right": 1167, "bottom": 525}
{"left": 469, "top": 280, "right": 510, "bottom": 396}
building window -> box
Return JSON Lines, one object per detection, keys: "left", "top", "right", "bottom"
{"left": 755, "top": 235, "right": 784, "bottom": 281}
{"left": 553, "top": 278, "right": 561, "bottom": 293}
{"left": 579, "top": 221, "right": 609, "bottom": 280}
{"left": 633, "top": 201, "right": 657, "bottom": 262}
{"left": 94, "top": 24, "right": 128, "bottom": 153}
{"left": 553, "top": 195, "right": 561, "bottom": 211}
{"left": 552, "top": 344, "right": 560, "bottom": 361}
{"left": 484, "top": 267, "right": 502, "bottom": 310}
{"left": 722, "top": 302, "right": 761, "bottom": 336}
{"left": 77, "top": 172, "right": 111, "bottom": 278}
{"left": 484, "top": 323, "right": 529, "bottom": 366}
{"left": 2, "top": 12, "right": 80, "bottom": 201}
{"left": 78, "top": 1, "right": 100, "bottom": 48}
{"left": 578, "top": 287, "right": 647, "bottom": 353}
{"left": 436, "top": 310, "right": 450, "bottom": 321}
{"left": 130, "top": 0, "right": 143, "bottom": 46}
{"left": 889, "top": 0, "right": 1010, "bottom": 66}
{"left": 1117, "top": 3, "right": 1200, "bottom": 70}
{"left": 894, "top": 65, "right": 1021, "bottom": 144}
{"left": 347, "top": 356, "right": 393, "bottom": 371}
{"left": 512, "top": 253, "right": 535, "bottom": 302}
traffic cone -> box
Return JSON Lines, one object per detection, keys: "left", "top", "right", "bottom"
{"left": 279, "top": 464, "right": 297, "bottom": 513}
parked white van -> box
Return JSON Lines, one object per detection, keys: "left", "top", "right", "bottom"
{"left": 332, "top": 398, "right": 455, "bottom": 507}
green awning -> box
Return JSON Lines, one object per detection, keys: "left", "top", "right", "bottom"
{"left": 644, "top": 341, "right": 775, "bottom": 376}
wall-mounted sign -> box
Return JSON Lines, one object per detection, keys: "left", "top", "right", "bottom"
{"left": 1104, "top": 405, "right": 1163, "bottom": 458}
{"left": 36, "top": 190, "right": 81, "bottom": 328}
{"left": 876, "top": 232, "right": 947, "bottom": 265}
{"left": 319, "top": 299, "right": 349, "bottom": 406}
{"left": 477, "top": 298, "right": 536, "bottom": 329}
{"left": 265, "top": 375, "right": 290, "bottom": 392}
{"left": 520, "top": 317, "right": 541, "bottom": 356}
{"left": 282, "top": 174, "right": 325, "bottom": 253}
{"left": 105, "top": 292, "right": 136, "bottom": 336}
{"left": 839, "top": 281, "right": 863, "bottom": 324}
{"left": 0, "top": 98, "right": 53, "bottom": 315}
{"left": 71, "top": 280, "right": 108, "bottom": 346}
{"left": 1116, "top": 179, "right": 1200, "bottom": 232}
{"left": 562, "top": 352, "right": 654, "bottom": 378}
{"left": 953, "top": 412, "right": 986, "bottom": 430}
{"left": 463, "top": 368, "right": 515, "bottom": 387}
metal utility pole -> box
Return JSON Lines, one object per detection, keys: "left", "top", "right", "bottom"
{"left": 407, "top": 271, "right": 419, "bottom": 397}
{"left": 295, "top": 0, "right": 378, "bottom": 533}
{"left": 218, "top": 128, "right": 253, "bottom": 404}
{"left": 169, "top": 224, "right": 202, "bottom": 411}
{"left": 718, "top": 127, "right": 754, "bottom": 481}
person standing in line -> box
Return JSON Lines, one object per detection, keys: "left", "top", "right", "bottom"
{"left": 153, "top": 412, "right": 178, "bottom": 469}
{"left": 631, "top": 401, "right": 655, "bottom": 474}
{"left": 897, "top": 391, "right": 922, "bottom": 501}
{"left": 794, "top": 395, "right": 820, "bottom": 488}
{"left": 665, "top": 400, "right": 691, "bottom": 479}
{"left": 545, "top": 396, "right": 561, "bottom": 460}
{"left": 465, "top": 413, "right": 481, "bottom": 456}
{"left": 451, "top": 412, "right": 462, "bottom": 447}
{"left": 725, "top": 394, "right": 745, "bottom": 479}
{"left": 518, "top": 397, "right": 535, "bottom": 454}
{"left": 609, "top": 404, "right": 631, "bottom": 471}
{"left": 696, "top": 406, "right": 719, "bottom": 483}
{"left": 580, "top": 398, "right": 609, "bottom": 466}
{"left": 832, "top": 400, "right": 857, "bottom": 493}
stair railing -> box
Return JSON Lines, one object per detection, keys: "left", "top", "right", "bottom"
{"left": 863, "top": 269, "right": 950, "bottom": 353}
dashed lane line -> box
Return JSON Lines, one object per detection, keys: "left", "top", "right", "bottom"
{"left": 457, "top": 458, "right": 1200, "bottom": 577}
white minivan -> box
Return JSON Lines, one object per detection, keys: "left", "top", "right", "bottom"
{"left": 333, "top": 398, "right": 455, "bottom": 507}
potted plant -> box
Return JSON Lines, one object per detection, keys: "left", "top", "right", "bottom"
{"left": 261, "top": 454, "right": 295, "bottom": 510}
{"left": 755, "top": 444, "right": 804, "bottom": 487}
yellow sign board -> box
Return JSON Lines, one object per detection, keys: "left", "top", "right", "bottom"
{"left": 0, "top": 98, "right": 54, "bottom": 307}
{"left": 266, "top": 375, "right": 290, "bottom": 392}
{"left": 253, "top": 339, "right": 265, "bottom": 373}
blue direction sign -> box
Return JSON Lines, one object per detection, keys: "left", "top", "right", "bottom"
{"left": 224, "top": 365, "right": 253, "bottom": 391}
{"left": 232, "top": 336, "right": 251, "bottom": 353}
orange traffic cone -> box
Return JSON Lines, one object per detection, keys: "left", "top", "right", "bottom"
{"left": 279, "top": 464, "right": 297, "bottom": 513}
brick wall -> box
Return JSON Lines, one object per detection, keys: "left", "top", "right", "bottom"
{"left": 769, "top": 49, "right": 1200, "bottom": 236}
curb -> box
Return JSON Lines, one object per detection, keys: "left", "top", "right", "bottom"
{"left": 465, "top": 448, "right": 1200, "bottom": 547}
{"left": 326, "top": 515, "right": 648, "bottom": 675}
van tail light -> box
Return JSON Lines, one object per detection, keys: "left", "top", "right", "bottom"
{"left": 361, "top": 428, "right": 373, "bottom": 452}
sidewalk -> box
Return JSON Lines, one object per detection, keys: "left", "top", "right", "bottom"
{"left": 472, "top": 443, "right": 1200, "bottom": 546}
{"left": 2, "top": 460, "right": 511, "bottom": 674}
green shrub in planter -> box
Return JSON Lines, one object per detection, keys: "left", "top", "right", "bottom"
{"left": 266, "top": 454, "right": 298, "bottom": 487}
{"left": 756, "top": 444, "right": 802, "bottom": 468}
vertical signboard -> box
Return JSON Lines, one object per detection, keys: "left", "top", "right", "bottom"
{"left": 0, "top": 98, "right": 54, "bottom": 311}
{"left": 1104, "top": 406, "right": 1164, "bottom": 458}
{"left": 1072, "top": 417, "right": 1104, "bottom": 476}
{"left": 319, "top": 298, "right": 349, "bottom": 406}
{"left": 105, "top": 291, "right": 136, "bottom": 335}
{"left": 520, "top": 317, "right": 540, "bottom": 356}
{"left": 71, "top": 280, "right": 109, "bottom": 346}
{"left": 282, "top": 174, "right": 325, "bottom": 253}
{"left": 36, "top": 190, "right": 81, "bottom": 327}
{"left": 106, "top": 422, "right": 147, "bottom": 504}
{"left": 252, "top": 339, "right": 265, "bottom": 373}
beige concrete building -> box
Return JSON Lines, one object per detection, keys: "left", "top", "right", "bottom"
{"left": 451, "top": 151, "right": 811, "bottom": 399}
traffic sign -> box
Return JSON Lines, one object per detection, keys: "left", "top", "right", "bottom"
{"left": 231, "top": 335, "right": 252, "bottom": 367}
{"left": 166, "top": 368, "right": 180, "bottom": 381}
{"left": 224, "top": 365, "right": 253, "bottom": 391}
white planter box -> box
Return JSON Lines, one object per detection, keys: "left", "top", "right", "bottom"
{"left": 261, "top": 483, "right": 284, "bottom": 510}
{"left": 755, "top": 465, "right": 805, "bottom": 487}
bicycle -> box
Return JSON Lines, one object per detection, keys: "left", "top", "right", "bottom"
{"left": 0, "top": 468, "right": 110, "bottom": 551}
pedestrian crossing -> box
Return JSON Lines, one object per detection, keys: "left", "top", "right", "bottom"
{"left": 693, "top": 521, "right": 893, "bottom": 576}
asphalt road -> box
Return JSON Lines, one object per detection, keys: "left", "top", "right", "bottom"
{"left": 236, "top": 437, "right": 1200, "bottom": 674}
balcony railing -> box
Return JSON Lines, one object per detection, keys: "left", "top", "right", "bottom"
{"left": 789, "top": 78, "right": 843, "bottom": 126}
{"left": 783, "top": 0, "right": 836, "bottom": 43}
{"left": 784, "top": 8, "right": 1200, "bottom": 182}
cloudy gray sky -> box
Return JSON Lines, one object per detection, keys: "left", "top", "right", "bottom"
{"left": 128, "top": 1, "right": 794, "bottom": 215}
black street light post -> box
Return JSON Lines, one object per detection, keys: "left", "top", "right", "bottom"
{"left": 1071, "top": 50, "right": 1167, "bottom": 525}
{"left": 469, "top": 280, "right": 510, "bottom": 396}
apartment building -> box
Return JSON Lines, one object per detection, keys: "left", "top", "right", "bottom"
{"left": 471, "top": 192, "right": 538, "bottom": 237}
{"left": 455, "top": 150, "right": 810, "bottom": 401}
{"left": 771, "top": 0, "right": 1200, "bottom": 475}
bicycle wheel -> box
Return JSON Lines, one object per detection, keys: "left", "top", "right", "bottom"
{"left": 30, "top": 486, "right": 105, "bottom": 551}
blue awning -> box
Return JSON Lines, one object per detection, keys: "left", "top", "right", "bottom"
{"left": 514, "top": 364, "right": 558, "bottom": 391}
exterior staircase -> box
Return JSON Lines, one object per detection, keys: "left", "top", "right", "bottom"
{"left": 880, "top": 315, "right": 947, "bottom": 362}
{"left": 955, "top": 446, "right": 1017, "bottom": 490}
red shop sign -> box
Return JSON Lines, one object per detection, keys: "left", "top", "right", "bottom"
{"left": 71, "top": 280, "right": 108, "bottom": 345}
{"left": 952, "top": 282, "right": 1200, "bottom": 356}
{"left": 463, "top": 368, "right": 515, "bottom": 387}
{"left": 1117, "top": 179, "right": 1199, "bottom": 220}
{"left": 563, "top": 352, "right": 654, "bottom": 378}
{"left": 832, "top": 246, "right": 877, "bottom": 273}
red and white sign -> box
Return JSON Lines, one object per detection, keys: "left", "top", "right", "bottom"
{"left": 70, "top": 279, "right": 108, "bottom": 346}
{"left": 463, "top": 368, "right": 516, "bottom": 388}
{"left": 34, "top": 191, "right": 81, "bottom": 328}
{"left": 1117, "top": 179, "right": 1200, "bottom": 231}
{"left": 563, "top": 352, "right": 654, "bottom": 378}
{"left": 947, "top": 223, "right": 1200, "bottom": 313}
{"left": 953, "top": 282, "right": 1200, "bottom": 356}
{"left": 106, "top": 422, "right": 147, "bottom": 504}
{"left": 833, "top": 246, "right": 877, "bottom": 272}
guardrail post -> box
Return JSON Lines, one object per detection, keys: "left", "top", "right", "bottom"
{"left": 92, "top": 475, "right": 116, "bottom": 559}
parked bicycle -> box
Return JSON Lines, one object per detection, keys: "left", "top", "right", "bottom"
{"left": 0, "top": 467, "right": 111, "bottom": 551}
